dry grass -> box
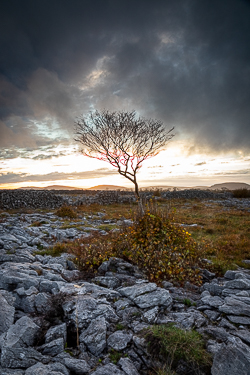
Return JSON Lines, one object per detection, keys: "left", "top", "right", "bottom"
{"left": 166, "top": 199, "right": 250, "bottom": 273}
{"left": 76, "top": 202, "right": 135, "bottom": 220}
{"left": 3, "top": 197, "right": 250, "bottom": 277}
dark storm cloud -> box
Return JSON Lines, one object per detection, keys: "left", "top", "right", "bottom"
{"left": 0, "top": 0, "right": 250, "bottom": 156}
{"left": 0, "top": 168, "right": 117, "bottom": 184}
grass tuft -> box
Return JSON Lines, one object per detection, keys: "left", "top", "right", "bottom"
{"left": 109, "top": 349, "right": 123, "bottom": 364}
{"left": 144, "top": 324, "right": 212, "bottom": 374}
{"left": 55, "top": 206, "right": 77, "bottom": 218}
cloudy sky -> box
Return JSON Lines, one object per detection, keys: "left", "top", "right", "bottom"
{"left": 1, "top": 0, "right": 250, "bottom": 189}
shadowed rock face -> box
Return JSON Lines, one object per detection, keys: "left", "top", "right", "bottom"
{"left": 0, "top": 292, "right": 15, "bottom": 335}
{"left": 0, "top": 202, "right": 250, "bottom": 374}
{"left": 211, "top": 341, "right": 250, "bottom": 375}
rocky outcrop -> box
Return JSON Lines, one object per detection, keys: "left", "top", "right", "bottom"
{"left": 0, "top": 208, "right": 250, "bottom": 374}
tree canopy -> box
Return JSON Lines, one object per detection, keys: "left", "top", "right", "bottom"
{"left": 75, "top": 109, "right": 174, "bottom": 200}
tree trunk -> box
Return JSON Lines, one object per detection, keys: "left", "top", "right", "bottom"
{"left": 134, "top": 181, "right": 144, "bottom": 215}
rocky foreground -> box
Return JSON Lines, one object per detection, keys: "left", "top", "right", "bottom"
{"left": 0, "top": 199, "right": 250, "bottom": 374}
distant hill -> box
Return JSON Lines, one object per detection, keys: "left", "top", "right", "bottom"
{"left": 141, "top": 185, "right": 210, "bottom": 191}
{"left": 19, "top": 185, "right": 83, "bottom": 190}
{"left": 87, "top": 185, "right": 130, "bottom": 190}
{"left": 210, "top": 182, "right": 250, "bottom": 190}
{"left": 17, "top": 182, "right": 250, "bottom": 191}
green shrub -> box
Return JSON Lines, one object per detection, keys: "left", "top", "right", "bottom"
{"left": 115, "top": 209, "right": 203, "bottom": 285}
{"left": 115, "top": 323, "right": 125, "bottom": 330}
{"left": 67, "top": 232, "right": 117, "bottom": 272}
{"left": 35, "top": 242, "right": 68, "bottom": 257}
{"left": 144, "top": 324, "right": 212, "bottom": 374}
{"left": 55, "top": 206, "right": 77, "bottom": 218}
{"left": 183, "top": 298, "right": 192, "bottom": 307}
{"left": 109, "top": 349, "right": 123, "bottom": 364}
{"left": 67, "top": 207, "right": 203, "bottom": 285}
{"left": 232, "top": 188, "right": 250, "bottom": 198}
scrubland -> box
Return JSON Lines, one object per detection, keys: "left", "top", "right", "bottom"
{"left": 35, "top": 195, "right": 250, "bottom": 286}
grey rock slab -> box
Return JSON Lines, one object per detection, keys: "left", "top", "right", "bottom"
{"left": 0, "top": 316, "right": 45, "bottom": 368}
{"left": 16, "top": 286, "right": 38, "bottom": 297}
{"left": 211, "top": 341, "right": 250, "bottom": 375}
{"left": 61, "top": 281, "right": 120, "bottom": 299}
{"left": 0, "top": 234, "right": 19, "bottom": 242}
{"left": 236, "top": 290, "right": 249, "bottom": 296}
{"left": 14, "top": 294, "right": 36, "bottom": 313}
{"left": 0, "top": 251, "right": 35, "bottom": 264}
{"left": 142, "top": 306, "right": 159, "bottom": 323}
{"left": 94, "top": 276, "right": 121, "bottom": 289}
{"left": 229, "top": 295, "right": 250, "bottom": 305}
{"left": 133, "top": 288, "right": 172, "bottom": 309}
{"left": 0, "top": 266, "right": 39, "bottom": 290}
{"left": 35, "top": 292, "right": 51, "bottom": 314}
{"left": 49, "top": 363, "right": 70, "bottom": 375}
{"left": 39, "top": 280, "right": 61, "bottom": 293}
{"left": 231, "top": 330, "right": 250, "bottom": 345}
{"left": 207, "top": 340, "right": 223, "bottom": 357}
{"left": 114, "top": 298, "right": 132, "bottom": 311}
{"left": 130, "top": 322, "right": 149, "bottom": 334}
{"left": 61, "top": 269, "right": 81, "bottom": 282}
{"left": 67, "top": 295, "right": 116, "bottom": 329}
{"left": 41, "top": 337, "right": 64, "bottom": 356}
{"left": 95, "top": 303, "right": 120, "bottom": 323}
{"left": 91, "top": 363, "right": 125, "bottom": 375}
{"left": 218, "top": 318, "right": 236, "bottom": 330}
{"left": 2, "top": 315, "right": 40, "bottom": 347}
{"left": 224, "top": 270, "right": 250, "bottom": 280}
{"left": 0, "top": 368, "right": 24, "bottom": 375}
{"left": 107, "top": 331, "right": 132, "bottom": 351}
{"left": 1, "top": 346, "right": 45, "bottom": 369}
{"left": 227, "top": 315, "right": 250, "bottom": 325}
{"left": 219, "top": 297, "right": 250, "bottom": 316}
{"left": 118, "top": 357, "right": 139, "bottom": 375}
{"left": 224, "top": 270, "right": 238, "bottom": 279}
{"left": 170, "top": 310, "right": 206, "bottom": 329}
{"left": 69, "top": 294, "right": 119, "bottom": 329}
{"left": 201, "top": 326, "right": 231, "bottom": 342}
{"left": 133, "top": 335, "right": 148, "bottom": 353}
{"left": 202, "top": 283, "right": 224, "bottom": 296}
{"left": 45, "top": 323, "right": 67, "bottom": 344}
{"left": 204, "top": 310, "right": 221, "bottom": 321}
{"left": 42, "top": 271, "right": 65, "bottom": 282}
{"left": 118, "top": 283, "right": 157, "bottom": 300}
{"left": 25, "top": 362, "right": 68, "bottom": 375}
{"left": 0, "top": 291, "right": 15, "bottom": 334}
{"left": 221, "top": 288, "right": 249, "bottom": 297}
{"left": 201, "top": 295, "right": 224, "bottom": 308}
{"left": 62, "top": 357, "right": 90, "bottom": 375}
{"left": 162, "top": 281, "right": 174, "bottom": 289}
{"left": 79, "top": 316, "right": 107, "bottom": 356}
{"left": 224, "top": 278, "right": 250, "bottom": 290}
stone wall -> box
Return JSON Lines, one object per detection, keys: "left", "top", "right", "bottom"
{"left": 0, "top": 189, "right": 233, "bottom": 210}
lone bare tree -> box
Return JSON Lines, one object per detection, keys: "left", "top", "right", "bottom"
{"left": 75, "top": 109, "right": 174, "bottom": 204}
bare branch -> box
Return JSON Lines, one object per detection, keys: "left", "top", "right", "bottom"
{"left": 74, "top": 109, "right": 174, "bottom": 200}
